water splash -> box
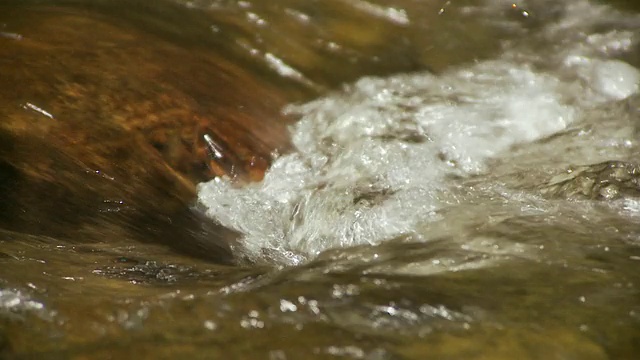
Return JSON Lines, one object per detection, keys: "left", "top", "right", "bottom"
{"left": 197, "top": 0, "right": 640, "bottom": 265}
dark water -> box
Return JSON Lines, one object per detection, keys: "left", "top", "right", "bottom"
{"left": 1, "top": 0, "right": 640, "bottom": 359}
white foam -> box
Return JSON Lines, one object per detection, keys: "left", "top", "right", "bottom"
{"left": 197, "top": 0, "right": 640, "bottom": 265}
{"left": 0, "top": 289, "right": 50, "bottom": 320}
{"left": 589, "top": 60, "right": 640, "bottom": 100}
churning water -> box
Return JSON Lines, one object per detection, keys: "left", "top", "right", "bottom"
{"left": 197, "top": 0, "right": 640, "bottom": 266}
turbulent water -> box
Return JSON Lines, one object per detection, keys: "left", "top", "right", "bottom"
{"left": 2, "top": 0, "right": 640, "bottom": 358}
{"left": 197, "top": 0, "right": 640, "bottom": 265}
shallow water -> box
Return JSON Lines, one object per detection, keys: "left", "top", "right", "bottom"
{"left": 2, "top": 0, "right": 640, "bottom": 358}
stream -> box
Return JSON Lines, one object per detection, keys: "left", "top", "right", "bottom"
{"left": 1, "top": 0, "right": 640, "bottom": 358}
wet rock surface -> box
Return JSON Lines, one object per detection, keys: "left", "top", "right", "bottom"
{"left": 542, "top": 161, "right": 640, "bottom": 200}
{"left": 0, "top": 1, "right": 298, "bottom": 260}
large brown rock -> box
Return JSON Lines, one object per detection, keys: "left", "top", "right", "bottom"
{"left": 0, "top": 2, "right": 296, "bottom": 260}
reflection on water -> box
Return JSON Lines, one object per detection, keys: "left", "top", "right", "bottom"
{"left": 1, "top": 0, "right": 640, "bottom": 358}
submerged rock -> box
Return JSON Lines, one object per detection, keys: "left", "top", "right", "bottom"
{"left": 0, "top": 1, "right": 294, "bottom": 260}
{"left": 542, "top": 161, "right": 640, "bottom": 200}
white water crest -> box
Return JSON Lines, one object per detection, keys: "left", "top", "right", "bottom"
{"left": 197, "top": 0, "right": 640, "bottom": 265}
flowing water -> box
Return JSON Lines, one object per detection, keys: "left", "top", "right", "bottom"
{"left": 2, "top": 0, "right": 640, "bottom": 358}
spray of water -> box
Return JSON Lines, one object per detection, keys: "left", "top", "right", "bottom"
{"left": 197, "top": 0, "right": 640, "bottom": 265}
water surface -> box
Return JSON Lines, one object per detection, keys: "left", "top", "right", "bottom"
{"left": 2, "top": 0, "right": 640, "bottom": 358}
